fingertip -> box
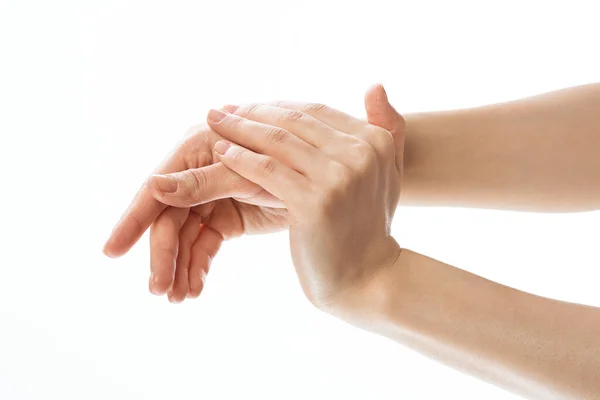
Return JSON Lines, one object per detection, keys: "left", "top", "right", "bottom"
{"left": 149, "top": 273, "right": 171, "bottom": 296}
{"left": 149, "top": 286, "right": 166, "bottom": 296}
{"left": 102, "top": 243, "right": 117, "bottom": 258}
{"left": 377, "top": 85, "right": 389, "bottom": 106}
{"left": 149, "top": 283, "right": 168, "bottom": 296}
{"left": 151, "top": 174, "right": 178, "bottom": 195}
{"left": 214, "top": 140, "right": 232, "bottom": 156}
{"left": 102, "top": 238, "right": 123, "bottom": 259}
{"left": 369, "top": 82, "right": 384, "bottom": 91}
{"left": 167, "top": 289, "right": 185, "bottom": 304}
{"left": 188, "top": 275, "right": 205, "bottom": 299}
{"left": 365, "top": 83, "right": 388, "bottom": 106}
{"left": 186, "top": 290, "right": 201, "bottom": 299}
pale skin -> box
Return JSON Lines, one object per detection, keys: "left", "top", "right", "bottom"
{"left": 103, "top": 83, "right": 600, "bottom": 399}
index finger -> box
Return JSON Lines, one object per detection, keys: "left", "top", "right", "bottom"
{"left": 103, "top": 181, "right": 169, "bottom": 258}
{"left": 103, "top": 125, "right": 214, "bottom": 258}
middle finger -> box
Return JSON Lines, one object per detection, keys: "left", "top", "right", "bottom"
{"left": 206, "top": 108, "right": 331, "bottom": 179}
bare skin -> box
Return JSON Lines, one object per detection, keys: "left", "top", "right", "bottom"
{"left": 398, "top": 83, "right": 600, "bottom": 211}
{"left": 103, "top": 84, "right": 600, "bottom": 398}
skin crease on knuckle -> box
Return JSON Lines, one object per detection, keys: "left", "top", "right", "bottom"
{"left": 265, "top": 126, "right": 290, "bottom": 148}
{"left": 302, "top": 102, "right": 328, "bottom": 115}
{"left": 258, "top": 156, "right": 277, "bottom": 178}
{"left": 226, "top": 115, "right": 245, "bottom": 130}
{"left": 189, "top": 169, "right": 208, "bottom": 201}
{"left": 229, "top": 146, "right": 245, "bottom": 164}
{"left": 238, "top": 103, "right": 261, "bottom": 118}
{"left": 182, "top": 124, "right": 211, "bottom": 152}
{"left": 278, "top": 109, "right": 305, "bottom": 123}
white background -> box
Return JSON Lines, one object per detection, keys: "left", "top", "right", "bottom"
{"left": 1, "top": 1, "right": 599, "bottom": 399}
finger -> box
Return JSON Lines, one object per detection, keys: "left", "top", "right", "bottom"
{"left": 265, "top": 99, "right": 397, "bottom": 157}
{"left": 224, "top": 104, "right": 347, "bottom": 153}
{"left": 168, "top": 251, "right": 189, "bottom": 303}
{"left": 364, "top": 84, "right": 405, "bottom": 143}
{"left": 167, "top": 212, "right": 202, "bottom": 303}
{"left": 364, "top": 84, "right": 406, "bottom": 170}
{"left": 186, "top": 201, "right": 229, "bottom": 298}
{"left": 206, "top": 108, "right": 330, "bottom": 176}
{"left": 214, "top": 141, "right": 308, "bottom": 207}
{"left": 225, "top": 102, "right": 387, "bottom": 167}
{"left": 104, "top": 184, "right": 167, "bottom": 259}
{"left": 264, "top": 101, "right": 370, "bottom": 135}
{"left": 149, "top": 207, "right": 190, "bottom": 295}
{"left": 188, "top": 224, "right": 223, "bottom": 298}
{"left": 149, "top": 162, "right": 284, "bottom": 209}
{"left": 103, "top": 126, "right": 207, "bottom": 258}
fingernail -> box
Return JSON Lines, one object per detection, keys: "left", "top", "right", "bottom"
{"left": 208, "top": 109, "right": 227, "bottom": 123}
{"left": 222, "top": 104, "right": 239, "bottom": 113}
{"left": 168, "top": 291, "right": 183, "bottom": 304}
{"left": 149, "top": 274, "right": 165, "bottom": 295}
{"left": 152, "top": 174, "right": 178, "bottom": 194}
{"left": 214, "top": 140, "right": 231, "bottom": 156}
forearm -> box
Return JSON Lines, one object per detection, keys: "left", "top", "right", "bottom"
{"left": 399, "top": 83, "right": 600, "bottom": 212}
{"left": 347, "top": 247, "right": 600, "bottom": 399}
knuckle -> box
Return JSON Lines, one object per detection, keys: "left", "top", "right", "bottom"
{"left": 239, "top": 103, "right": 261, "bottom": 117}
{"left": 127, "top": 212, "right": 145, "bottom": 237}
{"left": 265, "top": 126, "right": 290, "bottom": 147}
{"left": 155, "top": 241, "right": 177, "bottom": 262}
{"left": 302, "top": 102, "right": 327, "bottom": 115}
{"left": 258, "top": 156, "right": 277, "bottom": 177}
{"left": 230, "top": 146, "right": 245, "bottom": 163}
{"left": 226, "top": 115, "right": 244, "bottom": 129}
{"left": 367, "top": 126, "right": 395, "bottom": 152}
{"left": 352, "top": 140, "right": 377, "bottom": 170}
{"left": 329, "top": 162, "right": 353, "bottom": 188}
{"left": 268, "top": 100, "right": 285, "bottom": 108}
{"left": 187, "top": 169, "right": 208, "bottom": 197}
{"left": 278, "top": 109, "right": 305, "bottom": 122}
{"left": 313, "top": 163, "right": 352, "bottom": 213}
{"left": 314, "top": 191, "right": 337, "bottom": 213}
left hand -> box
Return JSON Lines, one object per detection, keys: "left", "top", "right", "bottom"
{"left": 186, "top": 100, "right": 405, "bottom": 310}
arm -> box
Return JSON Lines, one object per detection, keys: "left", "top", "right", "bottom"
{"left": 153, "top": 100, "right": 600, "bottom": 398}
{"left": 338, "top": 247, "right": 600, "bottom": 400}
{"left": 398, "top": 83, "right": 600, "bottom": 212}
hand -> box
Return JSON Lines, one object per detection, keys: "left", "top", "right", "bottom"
{"left": 102, "top": 124, "right": 290, "bottom": 303}
{"left": 194, "top": 93, "right": 405, "bottom": 310}
{"left": 103, "top": 84, "right": 403, "bottom": 304}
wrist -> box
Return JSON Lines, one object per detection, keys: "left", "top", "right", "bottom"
{"left": 400, "top": 111, "right": 450, "bottom": 207}
{"left": 319, "top": 237, "right": 408, "bottom": 328}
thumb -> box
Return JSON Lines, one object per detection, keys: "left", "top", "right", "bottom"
{"left": 148, "top": 162, "right": 279, "bottom": 208}
{"left": 364, "top": 84, "right": 405, "bottom": 142}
